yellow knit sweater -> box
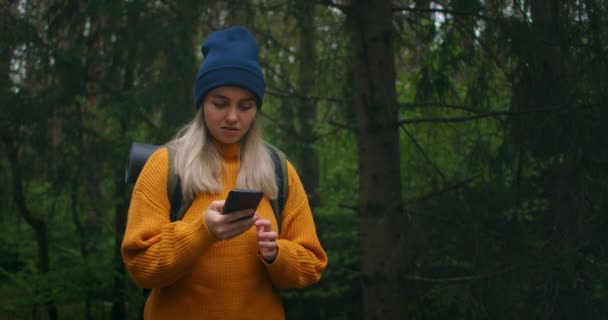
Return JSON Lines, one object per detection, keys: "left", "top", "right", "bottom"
{"left": 121, "top": 142, "right": 327, "bottom": 320}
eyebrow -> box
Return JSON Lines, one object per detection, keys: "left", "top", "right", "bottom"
{"left": 209, "top": 93, "right": 255, "bottom": 102}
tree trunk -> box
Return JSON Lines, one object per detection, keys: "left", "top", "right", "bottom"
{"left": 109, "top": 2, "right": 141, "bottom": 318}
{"left": 511, "top": 1, "right": 586, "bottom": 318}
{"left": 82, "top": 8, "right": 102, "bottom": 319}
{"left": 227, "top": 0, "right": 253, "bottom": 26}
{"left": 347, "top": 0, "right": 407, "bottom": 318}
{"left": 85, "top": 12, "right": 100, "bottom": 108}
{"left": 111, "top": 171, "right": 129, "bottom": 320}
{"left": 295, "top": 0, "right": 321, "bottom": 208}
{"left": 1, "top": 135, "right": 58, "bottom": 320}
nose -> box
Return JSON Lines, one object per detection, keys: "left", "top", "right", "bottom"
{"left": 226, "top": 105, "right": 239, "bottom": 122}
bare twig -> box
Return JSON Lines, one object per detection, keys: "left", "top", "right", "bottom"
{"left": 399, "top": 104, "right": 598, "bottom": 125}
{"left": 328, "top": 120, "right": 356, "bottom": 132}
{"left": 400, "top": 102, "right": 488, "bottom": 114}
{"left": 407, "top": 175, "right": 479, "bottom": 204}
{"left": 266, "top": 89, "right": 351, "bottom": 104}
{"left": 314, "top": 126, "right": 350, "bottom": 140}
{"left": 403, "top": 264, "right": 520, "bottom": 283}
{"left": 400, "top": 113, "right": 500, "bottom": 124}
{"left": 259, "top": 62, "right": 299, "bottom": 94}
{"left": 401, "top": 126, "right": 447, "bottom": 184}
{"left": 259, "top": 111, "right": 303, "bottom": 139}
{"left": 449, "top": 14, "right": 511, "bottom": 76}
{"left": 339, "top": 203, "right": 358, "bottom": 211}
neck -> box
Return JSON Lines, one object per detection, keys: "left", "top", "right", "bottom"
{"left": 212, "top": 139, "right": 241, "bottom": 161}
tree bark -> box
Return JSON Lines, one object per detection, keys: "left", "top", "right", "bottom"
{"left": 111, "top": 170, "right": 129, "bottom": 320}
{"left": 109, "top": 2, "right": 141, "bottom": 318}
{"left": 347, "top": 0, "right": 407, "bottom": 318}
{"left": 295, "top": 0, "right": 321, "bottom": 208}
{"left": 511, "top": 1, "right": 586, "bottom": 318}
{"left": 82, "top": 7, "right": 102, "bottom": 319}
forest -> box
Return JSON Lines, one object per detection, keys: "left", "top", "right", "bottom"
{"left": 1, "top": 0, "right": 607, "bottom": 319}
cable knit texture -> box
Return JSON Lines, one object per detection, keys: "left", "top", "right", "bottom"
{"left": 121, "top": 142, "right": 327, "bottom": 320}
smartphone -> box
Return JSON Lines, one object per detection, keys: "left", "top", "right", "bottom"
{"left": 221, "top": 189, "right": 264, "bottom": 215}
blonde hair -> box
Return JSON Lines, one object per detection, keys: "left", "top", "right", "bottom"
{"left": 170, "top": 108, "right": 278, "bottom": 200}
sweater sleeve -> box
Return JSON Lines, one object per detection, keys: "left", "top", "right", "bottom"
{"left": 262, "top": 161, "right": 328, "bottom": 289}
{"left": 121, "top": 148, "right": 218, "bottom": 289}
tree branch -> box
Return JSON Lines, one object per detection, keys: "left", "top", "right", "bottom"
{"left": 403, "top": 264, "right": 520, "bottom": 283}
{"left": 399, "top": 104, "right": 599, "bottom": 125}
{"left": 449, "top": 14, "right": 511, "bottom": 76}
{"left": 392, "top": 6, "right": 499, "bottom": 23}
{"left": 401, "top": 126, "right": 447, "bottom": 184}
{"left": 266, "top": 89, "right": 351, "bottom": 104}
{"left": 407, "top": 175, "right": 479, "bottom": 204}
{"left": 258, "top": 111, "right": 304, "bottom": 140}
{"left": 328, "top": 120, "right": 356, "bottom": 132}
{"left": 315, "top": 125, "right": 350, "bottom": 140}
{"left": 400, "top": 102, "right": 490, "bottom": 114}
{"left": 400, "top": 113, "right": 499, "bottom": 124}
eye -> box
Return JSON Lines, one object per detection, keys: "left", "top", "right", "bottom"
{"left": 212, "top": 101, "right": 228, "bottom": 108}
{"left": 239, "top": 104, "right": 255, "bottom": 111}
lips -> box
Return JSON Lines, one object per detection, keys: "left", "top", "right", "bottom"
{"left": 221, "top": 127, "right": 239, "bottom": 135}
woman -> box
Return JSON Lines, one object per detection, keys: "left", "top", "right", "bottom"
{"left": 121, "top": 26, "right": 328, "bottom": 320}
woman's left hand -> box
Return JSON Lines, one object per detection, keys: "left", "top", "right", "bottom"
{"left": 254, "top": 219, "right": 278, "bottom": 263}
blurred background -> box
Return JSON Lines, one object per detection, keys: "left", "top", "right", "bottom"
{"left": 1, "top": 0, "right": 607, "bottom": 319}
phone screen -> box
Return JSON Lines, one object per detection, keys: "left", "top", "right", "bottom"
{"left": 221, "top": 189, "right": 264, "bottom": 214}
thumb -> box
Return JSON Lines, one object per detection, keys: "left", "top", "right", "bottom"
{"left": 210, "top": 200, "right": 226, "bottom": 212}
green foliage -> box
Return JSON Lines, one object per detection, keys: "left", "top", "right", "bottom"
{"left": 1, "top": 0, "right": 607, "bottom": 319}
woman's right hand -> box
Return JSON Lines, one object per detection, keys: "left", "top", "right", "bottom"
{"left": 204, "top": 200, "right": 258, "bottom": 240}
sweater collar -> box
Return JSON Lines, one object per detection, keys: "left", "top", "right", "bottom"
{"left": 212, "top": 139, "right": 241, "bottom": 161}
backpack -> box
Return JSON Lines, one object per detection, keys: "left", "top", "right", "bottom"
{"left": 125, "top": 141, "right": 289, "bottom": 229}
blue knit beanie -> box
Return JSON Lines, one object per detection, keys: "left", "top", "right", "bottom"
{"left": 193, "top": 26, "right": 265, "bottom": 109}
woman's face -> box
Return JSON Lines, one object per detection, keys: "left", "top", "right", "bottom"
{"left": 202, "top": 86, "right": 258, "bottom": 145}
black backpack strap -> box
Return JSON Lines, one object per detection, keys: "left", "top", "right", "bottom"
{"left": 265, "top": 143, "right": 289, "bottom": 234}
{"left": 166, "top": 144, "right": 192, "bottom": 222}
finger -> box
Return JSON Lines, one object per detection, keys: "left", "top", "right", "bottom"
{"left": 224, "top": 209, "right": 256, "bottom": 223}
{"left": 259, "top": 246, "right": 278, "bottom": 262}
{"left": 227, "top": 216, "right": 257, "bottom": 232}
{"left": 228, "top": 215, "right": 259, "bottom": 236}
{"left": 223, "top": 229, "right": 245, "bottom": 240}
{"left": 259, "top": 244, "right": 277, "bottom": 253}
{"left": 254, "top": 219, "right": 272, "bottom": 232}
{"left": 258, "top": 240, "right": 277, "bottom": 248}
{"left": 257, "top": 231, "right": 278, "bottom": 241}
{"left": 220, "top": 224, "right": 251, "bottom": 240}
